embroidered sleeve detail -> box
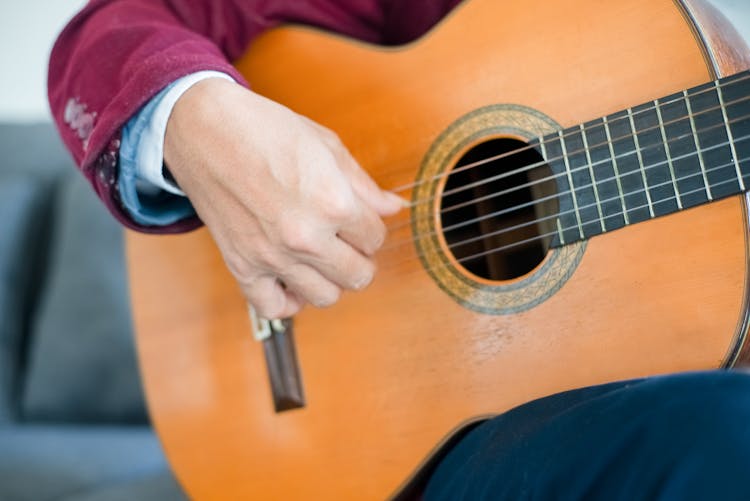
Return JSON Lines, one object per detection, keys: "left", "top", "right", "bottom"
{"left": 93, "top": 134, "right": 127, "bottom": 215}
{"left": 63, "top": 97, "right": 98, "bottom": 150}
{"left": 95, "top": 136, "right": 120, "bottom": 184}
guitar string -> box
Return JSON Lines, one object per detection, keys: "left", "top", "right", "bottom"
{"left": 382, "top": 89, "right": 750, "bottom": 237}
{"left": 384, "top": 71, "right": 750, "bottom": 198}
{"left": 379, "top": 112, "right": 750, "bottom": 254}
{"left": 384, "top": 156, "right": 742, "bottom": 274}
{"left": 384, "top": 163, "right": 745, "bottom": 282}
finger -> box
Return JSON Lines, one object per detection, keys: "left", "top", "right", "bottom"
{"left": 279, "top": 264, "right": 342, "bottom": 309}
{"left": 337, "top": 203, "right": 387, "bottom": 256}
{"left": 339, "top": 150, "right": 405, "bottom": 216}
{"left": 304, "top": 236, "right": 376, "bottom": 291}
{"left": 241, "top": 275, "right": 288, "bottom": 320}
{"left": 276, "top": 288, "right": 306, "bottom": 318}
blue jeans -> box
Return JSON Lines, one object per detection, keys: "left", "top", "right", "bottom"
{"left": 424, "top": 370, "right": 750, "bottom": 500}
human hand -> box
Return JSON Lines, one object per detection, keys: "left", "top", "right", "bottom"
{"left": 164, "top": 78, "right": 403, "bottom": 319}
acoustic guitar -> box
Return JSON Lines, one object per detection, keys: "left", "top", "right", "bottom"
{"left": 126, "top": 0, "right": 750, "bottom": 498}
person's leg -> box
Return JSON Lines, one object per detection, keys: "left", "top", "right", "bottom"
{"left": 424, "top": 370, "right": 750, "bottom": 500}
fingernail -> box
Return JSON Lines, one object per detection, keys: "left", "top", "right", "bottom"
{"left": 385, "top": 191, "right": 410, "bottom": 210}
{"left": 354, "top": 275, "right": 372, "bottom": 290}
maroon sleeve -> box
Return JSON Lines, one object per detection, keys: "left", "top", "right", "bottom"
{"left": 48, "top": 0, "right": 461, "bottom": 233}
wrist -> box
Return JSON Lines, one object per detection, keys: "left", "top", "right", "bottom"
{"left": 164, "top": 77, "right": 242, "bottom": 181}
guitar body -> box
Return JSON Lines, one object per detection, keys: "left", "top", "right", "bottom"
{"left": 127, "top": 0, "right": 750, "bottom": 499}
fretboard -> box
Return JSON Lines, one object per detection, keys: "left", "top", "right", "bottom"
{"left": 532, "top": 71, "right": 750, "bottom": 247}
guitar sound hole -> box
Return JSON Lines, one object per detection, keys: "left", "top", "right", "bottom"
{"left": 440, "top": 138, "right": 558, "bottom": 281}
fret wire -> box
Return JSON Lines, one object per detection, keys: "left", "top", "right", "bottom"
{"left": 654, "top": 98, "right": 683, "bottom": 210}
{"left": 556, "top": 218, "right": 566, "bottom": 245}
{"left": 683, "top": 89, "right": 713, "bottom": 200}
{"left": 715, "top": 80, "right": 745, "bottom": 191}
{"left": 580, "top": 123, "right": 606, "bottom": 232}
{"left": 602, "top": 116, "right": 630, "bottom": 225}
{"left": 558, "top": 130, "right": 585, "bottom": 239}
{"left": 627, "top": 107, "right": 655, "bottom": 218}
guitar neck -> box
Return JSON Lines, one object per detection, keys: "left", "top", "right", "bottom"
{"left": 535, "top": 71, "right": 750, "bottom": 246}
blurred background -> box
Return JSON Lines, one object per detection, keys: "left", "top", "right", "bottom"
{"left": 0, "top": 0, "right": 85, "bottom": 122}
{"left": 0, "top": 2, "right": 188, "bottom": 500}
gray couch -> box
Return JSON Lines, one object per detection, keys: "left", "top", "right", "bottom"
{"left": 0, "top": 123, "right": 187, "bottom": 500}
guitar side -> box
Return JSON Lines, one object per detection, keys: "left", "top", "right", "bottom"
{"left": 127, "top": 0, "right": 750, "bottom": 499}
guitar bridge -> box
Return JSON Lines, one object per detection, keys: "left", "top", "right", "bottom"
{"left": 249, "top": 306, "right": 306, "bottom": 412}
